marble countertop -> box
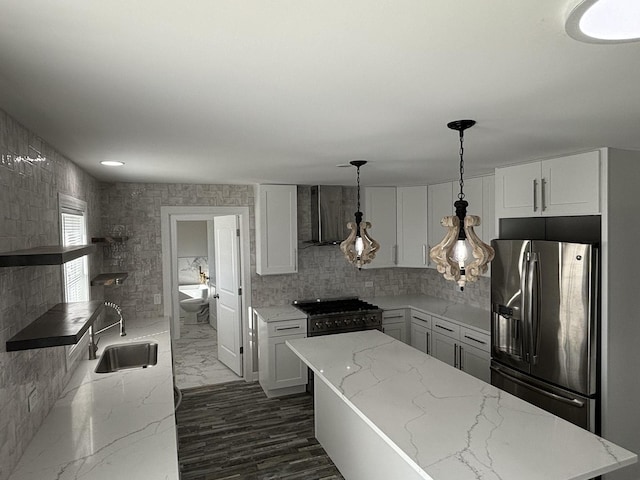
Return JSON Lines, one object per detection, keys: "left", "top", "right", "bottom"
{"left": 366, "top": 294, "right": 490, "bottom": 333}
{"left": 9, "top": 316, "right": 179, "bottom": 480}
{"left": 254, "top": 305, "right": 306, "bottom": 322}
{"left": 287, "top": 330, "right": 637, "bottom": 480}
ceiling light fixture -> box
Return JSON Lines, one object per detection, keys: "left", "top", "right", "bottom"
{"left": 429, "top": 120, "right": 494, "bottom": 290}
{"left": 100, "top": 160, "right": 125, "bottom": 167}
{"left": 566, "top": 0, "right": 640, "bottom": 43}
{"left": 340, "top": 160, "right": 380, "bottom": 269}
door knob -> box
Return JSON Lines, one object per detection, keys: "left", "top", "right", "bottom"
{"left": 212, "top": 293, "right": 220, "bottom": 299}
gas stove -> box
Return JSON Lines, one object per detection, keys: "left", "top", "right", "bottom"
{"left": 293, "top": 297, "right": 382, "bottom": 336}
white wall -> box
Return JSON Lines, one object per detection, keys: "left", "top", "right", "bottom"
{"left": 602, "top": 148, "right": 640, "bottom": 480}
{"left": 177, "top": 220, "right": 208, "bottom": 257}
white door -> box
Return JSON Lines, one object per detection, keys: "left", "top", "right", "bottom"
{"left": 214, "top": 215, "right": 243, "bottom": 376}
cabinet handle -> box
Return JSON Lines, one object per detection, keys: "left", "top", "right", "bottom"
{"left": 393, "top": 245, "right": 398, "bottom": 265}
{"left": 275, "top": 325, "right": 301, "bottom": 331}
{"left": 459, "top": 345, "right": 464, "bottom": 370}
{"left": 426, "top": 332, "right": 430, "bottom": 355}
{"left": 294, "top": 248, "right": 298, "bottom": 271}
{"left": 541, "top": 178, "right": 547, "bottom": 212}
{"left": 435, "top": 323, "right": 454, "bottom": 333}
{"left": 463, "top": 334, "right": 487, "bottom": 345}
{"left": 533, "top": 179, "right": 538, "bottom": 212}
{"left": 454, "top": 344, "right": 458, "bottom": 368}
{"left": 422, "top": 244, "right": 427, "bottom": 265}
{"left": 385, "top": 315, "right": 403, "bottom": 320}
{"left": 412, "top": 316, "right": 427, "bottom": 323}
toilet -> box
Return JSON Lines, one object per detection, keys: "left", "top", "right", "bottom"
{"left": 179, "top": 284, "right": 209, "bottom": 324}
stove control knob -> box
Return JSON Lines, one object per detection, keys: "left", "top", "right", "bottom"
{"left": 314, "top": 322, "right": 323, "bottom": 329}
{"left": 325, "top": 320, "right": 333, "bottom": 328}
{"left": 344, "top": 318, "right": 351, "bottom": 325}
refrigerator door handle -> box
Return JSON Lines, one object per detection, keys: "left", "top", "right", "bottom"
{"left": 523, "top": 251, "right": 532, "bottom": 364}
{"left": 491, "top": 366, "right": 585, "bottom": 408}
{"left": 530, "top": 252, "right": 541, "bottom": 364}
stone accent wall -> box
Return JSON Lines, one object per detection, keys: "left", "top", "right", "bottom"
{"left": 0, "top": 110, "right": 102, "bottom": 480}
{"left": 98, "top": 183, "right": 255, "bottom": 324}
{"left": 421, "top": 268, "right": 490, "bottom": 311}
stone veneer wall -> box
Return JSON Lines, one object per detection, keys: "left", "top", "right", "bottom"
{"left": 421, "top": 268, "right": 490, "bottom": 311}
{"left": 98, "top": 183, "right": 489, "bottom": 316}
{"left": 0, "top": 110, "right": 102, "bottom": 480}
{"left": 98, "top": 183, "right": 256, "bottom": 323}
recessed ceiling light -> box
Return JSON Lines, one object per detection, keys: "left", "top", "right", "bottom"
{"left": 100, "top": 160, "right": 125, "bottom": 167}
{"left": 566, "top": 0, "right": 640, "bottom": 43}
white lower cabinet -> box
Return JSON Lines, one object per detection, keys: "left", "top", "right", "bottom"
{"left": 409, "top": 310, "right": 431, "bottom": 355}
{"left": 257, "top": 314, "right": 308, "bottom": 397}
{"left": 431, "top": 317, "right": 490, "bottom": 382}
{"left": 432, "top": 331, "right": 457, "bottom": 368}
{"left": 459, "top": 342, "right": 490, "bottom": 383}
{"left": 382, "top": 309, "right": 408, "bottom": 343}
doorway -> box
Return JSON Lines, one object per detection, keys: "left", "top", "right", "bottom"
{"left": 161, "top": 206, "right": 253, "bottom": 385}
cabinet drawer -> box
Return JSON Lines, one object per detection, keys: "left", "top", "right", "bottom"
{"left": 382, "top": 309, "right": 406, "bottom": 324}
{"left": 268, "top": 318, "right": 307, "bottom": 337}
{"left": 432, "top": 317, "right": 460, "bottom": 338}
{"left": 460, "top": 327, "right": 490, "bottom": 352}
{"left": 409, "top": 310, "right": 431, "bottom": 329}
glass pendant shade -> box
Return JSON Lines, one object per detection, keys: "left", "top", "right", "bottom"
{"left": 429, "top": 120, "right": 495, "bottom": 289}
{"left": 340, "top": 161, "right": 380, "bottom": 269}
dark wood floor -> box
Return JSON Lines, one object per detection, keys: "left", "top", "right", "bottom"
{"left": 176, "top": 381, "right": 344, "bottom": 480}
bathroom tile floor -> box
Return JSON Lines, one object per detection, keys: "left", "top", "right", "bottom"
{"left": 173, "top": 322, "right": 241, "bottom": 389}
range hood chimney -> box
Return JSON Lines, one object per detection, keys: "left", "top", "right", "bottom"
{"left": 310, "top": 186, "right": 344, "bottom": 245}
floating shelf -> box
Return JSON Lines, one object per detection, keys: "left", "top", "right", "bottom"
{"left": 6, "top": 301, "right": 105, "bottom": 352}
{"left": 0, "top": 245, "right": 96, "bottom": 267}
{"left": 91, "top": 272, "right": 129, "bottom": 286}
{"left": 91, "top": 236, "right": 129, "bottom": 244}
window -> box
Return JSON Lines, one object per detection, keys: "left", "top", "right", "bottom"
{"left": 59, "top": 194, "right": 89, "bottom": 302}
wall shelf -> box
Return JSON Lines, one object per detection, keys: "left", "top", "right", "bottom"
{"left": 0, "top": 245, "right": 96, "bottom": 267}
{"left": 6, "top": 301, "right": 105, "bottom": 352}
{"left": 91, "top": 272, "right": 129, "bottom": 286}
{"left": 91, "top": 236, "right": 129, "bottom": 244}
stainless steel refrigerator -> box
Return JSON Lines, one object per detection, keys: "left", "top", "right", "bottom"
{"left": 490, "top": 239, "right": 599, "bottom": 432}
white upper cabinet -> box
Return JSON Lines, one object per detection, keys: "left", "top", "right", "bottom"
{"left": 495, "top": 150, "right": 600, "bottom": 219}
{"left": 482, "top": 176, "right": 496, "bottom": 244}
{"left": 427, "top": 182, "right": 453, "bottom": 268}
{"left": 396, "top": 186, "right": 429, "bottom": 268}
{"left": 255, "top": 185, "right": 298, "bottom": 275}
{"left": 363, "top": 187, "right": 397, "bottom": 268}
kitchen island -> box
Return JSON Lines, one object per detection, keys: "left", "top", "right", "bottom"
{"left": 8, "top": 316, "right": 179, "bottom": 480}
{"left": 287, "top": 330, "right": 637, "bottom": 480}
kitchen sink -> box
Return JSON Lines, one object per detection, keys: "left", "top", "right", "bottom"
{"left": 95, "top": 341, "right": 158, "bottom": 373}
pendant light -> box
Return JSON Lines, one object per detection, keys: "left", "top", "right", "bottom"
{"left": 340, "top": 160, "right": 380, "bottom": 269}
{"left": 429, "top": 120, "right": 494, "bottom": 290}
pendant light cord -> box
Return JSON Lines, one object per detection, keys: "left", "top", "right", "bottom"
{"left": 458, "top": 130, "right": 465, "bottom": 201}
{"left": 356, "top": 165, "right": 361, "bottom": 212}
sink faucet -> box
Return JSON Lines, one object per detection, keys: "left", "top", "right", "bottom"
{"left": 89, "top": 301, "right": 126, "bottom": 360}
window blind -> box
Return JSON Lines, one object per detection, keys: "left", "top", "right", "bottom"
{"left": 61, "top": 212, "right": 89, "bottom": 302}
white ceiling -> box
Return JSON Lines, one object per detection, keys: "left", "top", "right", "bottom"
{"left": 1, "top": 0, "right": 639, "bottom": 186}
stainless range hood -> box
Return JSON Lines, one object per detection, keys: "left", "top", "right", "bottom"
{"left": 310, "top": 186, "right": 344, "bottom": 245}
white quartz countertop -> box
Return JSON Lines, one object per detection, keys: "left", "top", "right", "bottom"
{"left": 254, "top": 305, "right": 306, "bottom": 322}
{"left": 9, "top": 316, "right": 179, "bottom": 480}
{"left": 287, "top": 330, "right": 637, "bottom": 480}
{"left": 366, "top": 294, "right": 490, "bottom": 333}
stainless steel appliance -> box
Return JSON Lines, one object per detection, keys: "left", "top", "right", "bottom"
{"left": 293, "top": 297, "right": 382, "bottom": 393}
{"left": 293, "top": 297, "right": 382, "bottom": 336}
{"left": 490, "top": 239, "right": 599, "bottom": 432}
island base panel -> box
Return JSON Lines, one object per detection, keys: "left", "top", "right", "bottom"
{"left": 315, "top": 380, "right": 429, "bottom": 480}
